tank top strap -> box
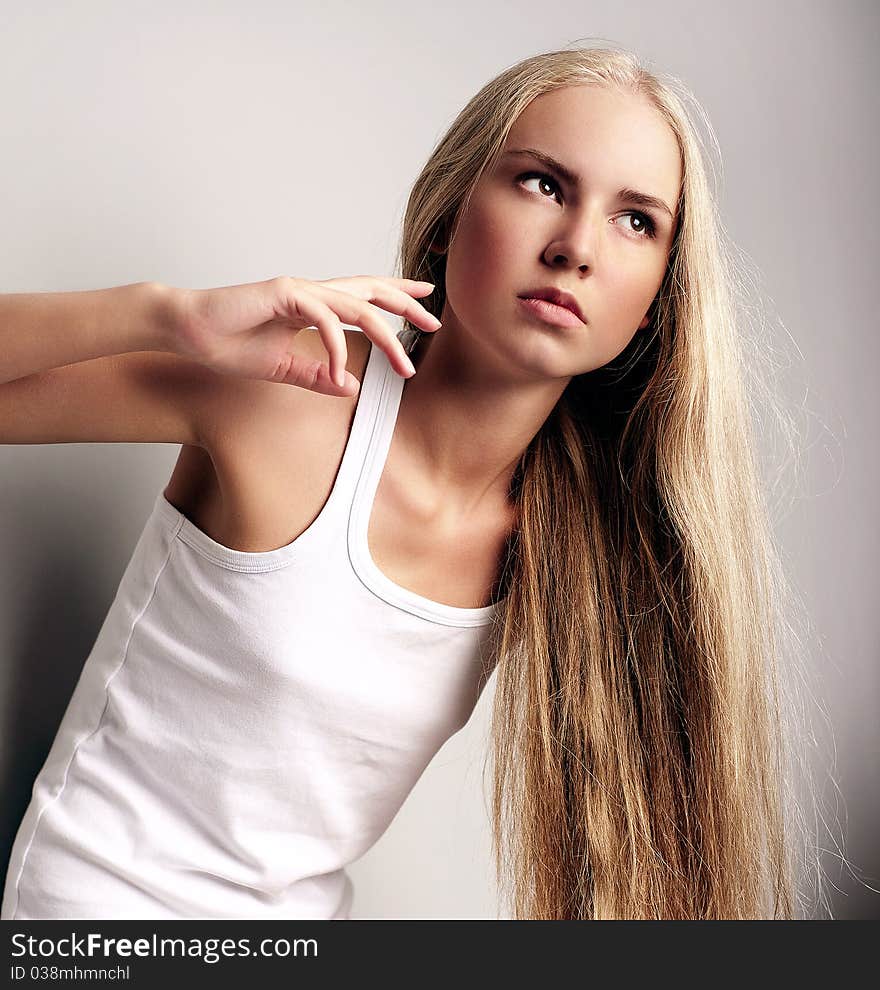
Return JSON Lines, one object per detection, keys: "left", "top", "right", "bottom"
{"left": 324, "top": 335, "right": 397, "bottom": 516}
{"left": 150, "top": 335, "right": 398, "bottom": 574}
{"left": 344, "top": 340, "right": 498, "bottom": 626}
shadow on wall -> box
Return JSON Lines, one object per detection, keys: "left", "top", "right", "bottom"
{"left": 0, "top": 485, "right": 134, "bottom": 901}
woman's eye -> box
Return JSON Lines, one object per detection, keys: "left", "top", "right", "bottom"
{"left": 518, "top": 171, "right": 562, "bottom": 203}
{"left": 616, "top": 212, "right": 658, "bottom": 239}
{"left": 517, "top": 171, "right": 658, "bottom": 240}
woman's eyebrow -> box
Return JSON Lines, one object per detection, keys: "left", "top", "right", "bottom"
{"left": 502, "top": 147, "right": 676, "bottom": 221}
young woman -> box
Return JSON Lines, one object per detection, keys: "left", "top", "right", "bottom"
{"left": 1, "top": 45, "right": 812, "bottom": 920}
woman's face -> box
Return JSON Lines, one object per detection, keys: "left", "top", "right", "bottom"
{"left": 440, "top": 84, "right": 682, "bottom": 380}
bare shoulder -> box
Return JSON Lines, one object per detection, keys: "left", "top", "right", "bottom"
{"left": 164, "top": 329, "right": 374, "bottom": 551}
{"left": 197, "top": 327, "right": 372, "bottom": 454}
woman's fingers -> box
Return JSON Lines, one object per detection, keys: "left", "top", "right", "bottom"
{"left": 356, "top": 279, "right": 443, "bottom": 335}
{"left": 277, "top": 291, "right": 349, "bottom": 389}
{"left": 318, "top": 276, "right": 441, "bottom": 333}
{"left": 311, "top": 288, "right": 414, "bottom": 379}
{"left": 276, "top": 280, "right": 419, "bottom": 382}
{"left": 170, "top": 275, "right": 441, "bottom": 396}
{"left": 305, "top": 277, "right": 441, "bottom": 379}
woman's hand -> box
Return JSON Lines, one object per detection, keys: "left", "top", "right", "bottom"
{"left": 167, "top": 275, "right": 441, "bottom": 395}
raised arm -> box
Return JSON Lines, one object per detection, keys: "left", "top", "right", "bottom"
{"left": 0, "top": 275, "right": 440, "bottom": 448}
{"left": 0, "top": 281, "right": 173, "bottom": 386}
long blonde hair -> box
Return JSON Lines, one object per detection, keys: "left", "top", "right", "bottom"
{"left": 394, "top": 44, "right": 828, "bottom": 919}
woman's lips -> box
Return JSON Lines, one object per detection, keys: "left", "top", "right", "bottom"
{"left": 517, "top": 295, "right": 585, "bottom": 328}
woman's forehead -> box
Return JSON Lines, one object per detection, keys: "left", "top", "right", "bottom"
{"left": 504, "top": 86, "right": 682, "bottom": 207}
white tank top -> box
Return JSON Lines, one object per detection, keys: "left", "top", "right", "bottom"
{"left": 2, "top": 339, "right": 501, "bottom": 920}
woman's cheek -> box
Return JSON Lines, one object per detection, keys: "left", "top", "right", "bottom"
{"left": 611, "top": 268, "right": 658, "bottom": 330}
{"left": 447, "top": 221, "right": 511, "bottom": 311}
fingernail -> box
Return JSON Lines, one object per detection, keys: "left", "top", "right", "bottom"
{"left": 403, "top": 356, "right": 416, "bottom": 376}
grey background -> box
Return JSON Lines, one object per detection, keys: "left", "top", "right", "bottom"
{"left": 1, "top": 0, "right": 876, "bottom": 919}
